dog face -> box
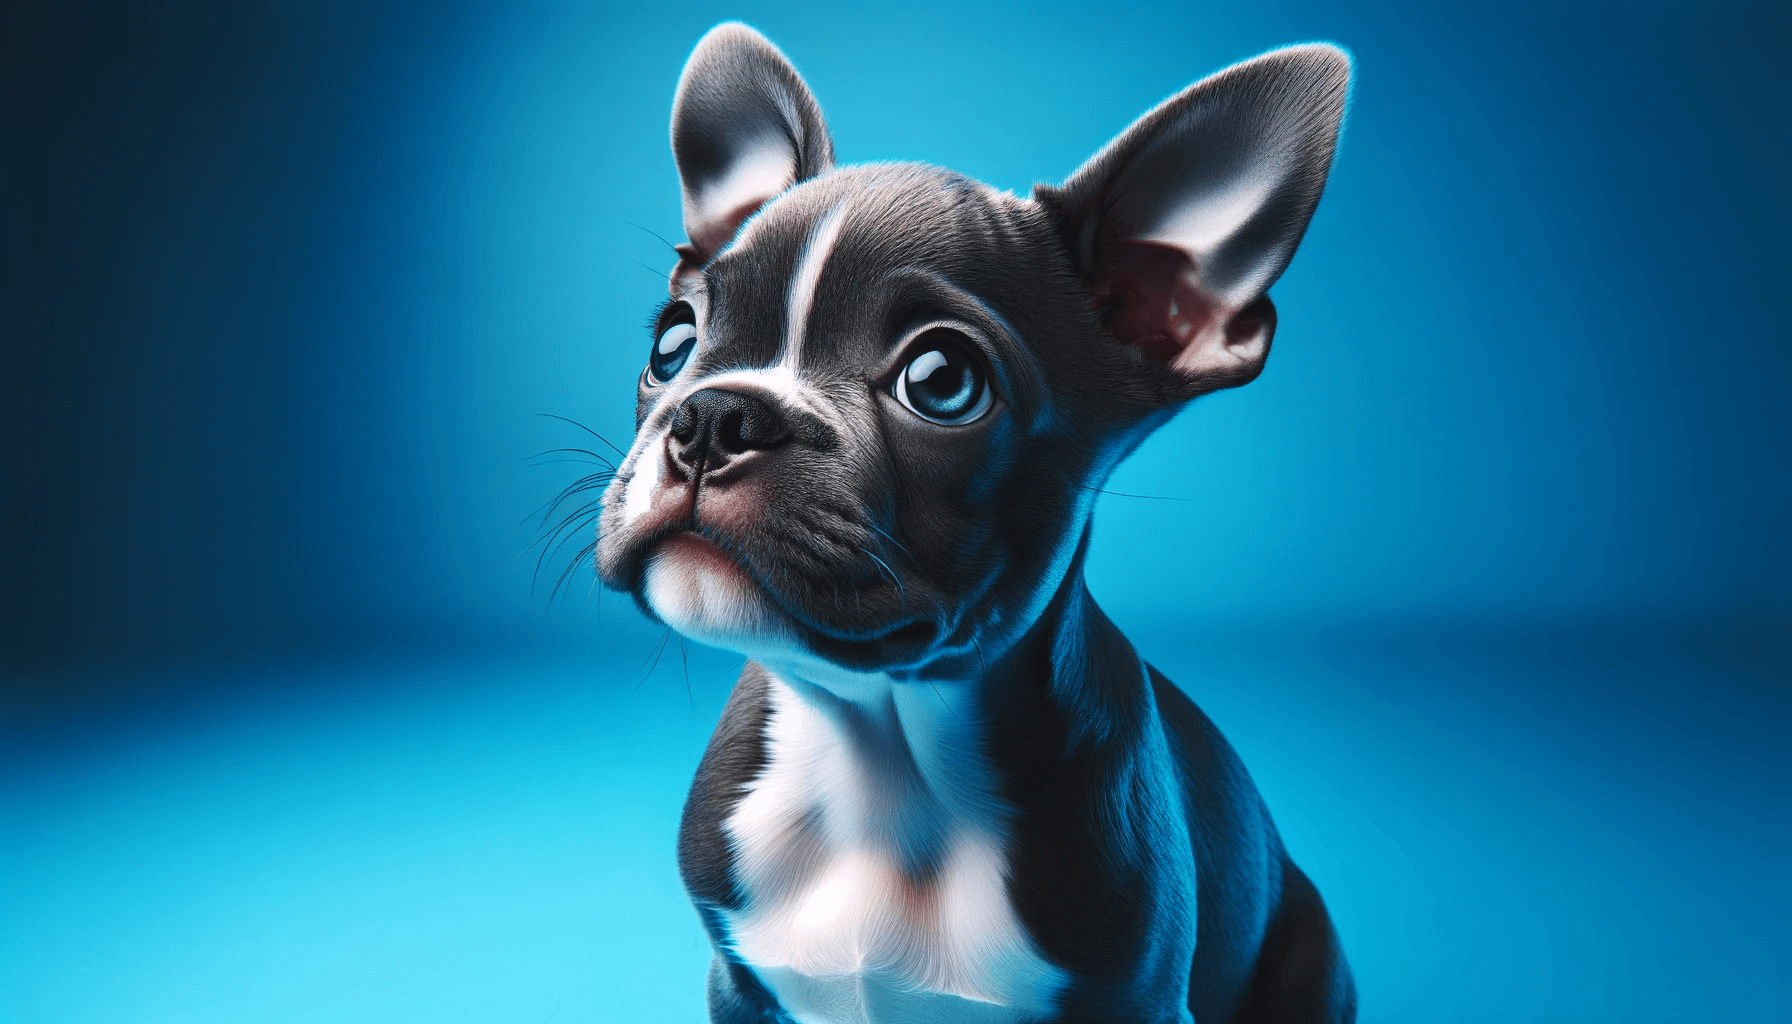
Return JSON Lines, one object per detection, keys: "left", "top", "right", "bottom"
{"left": 595, "top": 24, "right": 1348, "bottom": 682}
{"left": 596, "top": 166, "right": 1120, "bottom": 677}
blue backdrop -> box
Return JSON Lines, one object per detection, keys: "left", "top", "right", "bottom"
{"left": 3, "top": 1, "right": 1786, "bottom": 1021}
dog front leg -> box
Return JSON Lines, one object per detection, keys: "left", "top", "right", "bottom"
{"left": 1232, "top": 864, "right": 1355, "bottom": 1024}
{"left": 704, "top": 953, "right": 790, "bottom": 1024}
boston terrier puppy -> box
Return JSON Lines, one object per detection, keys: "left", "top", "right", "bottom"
{"left": 594, "top": 23, "right": 1354, "bottom": 1024}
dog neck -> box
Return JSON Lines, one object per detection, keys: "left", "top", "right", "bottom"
{"left": 716, "top": 540, "right": 1159, "bottom": 1017}
{"left": 746, "top": 533, "right": 1153, "bottom": 865}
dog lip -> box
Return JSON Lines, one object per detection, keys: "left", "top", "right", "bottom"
{"left": 631, "top": 525, "right": 941, "bottom": 668}
{"left": 602, "top": 521, "right": 672, "bottom": 593}
{"left": 651, "top": 530, "right": 736, "bottom": 569}
{"left": 626, "top": 525, "right": 743, "bottom": 589}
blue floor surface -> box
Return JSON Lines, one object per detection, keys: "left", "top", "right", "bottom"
{"left": 3, "top": 623, "right": 1785, "bottom": 1022}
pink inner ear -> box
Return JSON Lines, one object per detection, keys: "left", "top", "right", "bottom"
{"left": 689, "top": 195, "right": 779, "bottom": 262}
{"left": 673, "top": 194, "right": 782, "bottom": 295}
{"left": 669, "top": 244, "right": 705, "bottom": 294}
{"left": 1089, "top": 241, "right": 1223, "bottom": 367}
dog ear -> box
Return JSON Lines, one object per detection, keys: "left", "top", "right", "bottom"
{"left": 1038, "top": 45, "right": 1350, "bottom": 397}
{"left": 670, "top": 23, "right": 834, "bottom": 271}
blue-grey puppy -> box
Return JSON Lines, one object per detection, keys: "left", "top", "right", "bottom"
{"left": 596, "top": 23, "right": 1354, "bottom": 1024}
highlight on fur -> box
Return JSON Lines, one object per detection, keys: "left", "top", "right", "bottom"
{"left": 570, "top": 22, "right": 1356, "bottom": 1023}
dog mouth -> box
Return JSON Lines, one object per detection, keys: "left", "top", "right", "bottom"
{"left": 647, "top": 530, "right": 738, "bottom": 580}
{"left": 633, "top": 527, "right": 938, "bottom": 671}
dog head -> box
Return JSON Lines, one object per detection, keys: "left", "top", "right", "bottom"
{"left": 595, "top": 23, "right": 1348, "bottom": 681}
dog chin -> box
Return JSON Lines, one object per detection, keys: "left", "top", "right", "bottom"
{"left": 642, "top": 533, "right": 796, "bottom": 655}
{"left": 639, "top": 534, "right": 938, "bottom": 681}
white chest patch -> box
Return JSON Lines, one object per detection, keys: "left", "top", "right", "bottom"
{"left": 722, "top": 674, "right": 1067, "bottom": 1024}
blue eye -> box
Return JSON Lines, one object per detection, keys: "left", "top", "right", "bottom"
{"left": 648, "top": 321, "right": 697, "bottom": 385}
{"left": 893, "top": 334, "right": 991, "bottom": 425}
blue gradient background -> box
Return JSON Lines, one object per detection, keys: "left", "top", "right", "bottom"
{"left": 3, "top": 1, "right": 1786, "bottom": 1021}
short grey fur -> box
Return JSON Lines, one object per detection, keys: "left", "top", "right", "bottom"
{"left": 594, "top": 23, "right": 1355, "bottom": 1024}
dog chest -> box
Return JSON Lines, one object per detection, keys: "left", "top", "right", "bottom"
{"left": 718, "top": 675, "right": 1067, "bottom": 1024}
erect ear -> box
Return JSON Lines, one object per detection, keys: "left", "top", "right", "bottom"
{"left": 670, "top": 23, "right": 833, "bottom": 272}
{"left": 1037, "top": 44, "right": 1350, "bottom": 397}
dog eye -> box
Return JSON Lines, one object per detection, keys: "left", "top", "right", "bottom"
{"left": 647, "top": 322, "right": 697, "bottom": 385}
{"left": 892, "top": 334, "right": 991, "bottom": 425}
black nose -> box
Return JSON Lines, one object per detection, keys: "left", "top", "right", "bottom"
{"left": 668, "top": 388, "right": 789, "bottom": 468}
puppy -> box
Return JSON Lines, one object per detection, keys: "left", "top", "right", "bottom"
{"left": 595, "top": 23, "right": 1354, "bottom": 1024}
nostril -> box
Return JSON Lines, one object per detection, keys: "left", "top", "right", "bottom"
{"left": 670, "top": 401, "right": 699, "bottom": 444}
{"left": 733, "top": 403, "right": 788, "bottom": 451}
{"left": 713, "top": 399, "right": 786, "bottom": 453}
{"left": 672, "top": 387, "right": 789, "bottom": 460}
{"left": 716, "top": 410, "right": 747, "bottom": 453}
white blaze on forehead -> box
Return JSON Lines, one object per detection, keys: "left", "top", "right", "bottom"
{"left": 686, "top": 366, "right": 804, "bottom": 405}
{"left": 668, "top": 366, "right": 849, "bottom": 437}
{"left": 781, "top": 203, "right": 849, "bottom": 370}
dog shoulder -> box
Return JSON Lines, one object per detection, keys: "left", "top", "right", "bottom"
{"left": 1149, "top": 665, "right": 1293, "bottom": 1019}
{"left": 1150, "top": 669, "right": 1269, "bottom": 822}
{"left": 679, "top": 662, "right": 776, "bottom": 912}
